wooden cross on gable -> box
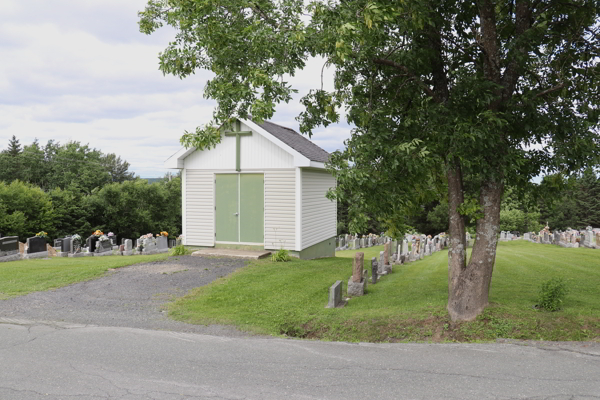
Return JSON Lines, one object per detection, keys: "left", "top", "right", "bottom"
{"left": 224, "top": 120, "right": 252, "bottom": 172}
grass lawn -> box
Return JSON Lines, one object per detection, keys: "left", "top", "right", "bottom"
{"left": 0, "top": 253, "right": 169, "bottom": 299}
{"left": 169, "top": 241, "right": 600, "bottom": 342}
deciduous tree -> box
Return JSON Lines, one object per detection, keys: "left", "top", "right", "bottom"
{"left": 140, "top": 0, "right": 600, "bottom": 321}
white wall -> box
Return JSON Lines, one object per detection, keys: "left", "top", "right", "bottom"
{"left": 264, "top": 169, "right": 296, "bottom": 251}
{"left": 301, "top": 169, "right": 336, "bottom": 249}
{"left": 184, "top": 170, "right": 214, "bottom": 246}
{"left": 184, "top": 122, "right": 294, "bottom": 170}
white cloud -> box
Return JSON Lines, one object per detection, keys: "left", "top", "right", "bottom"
{"left": 0, "top": 0, "right": 349, "bottom": 177}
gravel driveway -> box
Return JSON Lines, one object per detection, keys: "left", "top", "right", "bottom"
{"left": 0, "top": 255, "right": 264, "bottom": 338}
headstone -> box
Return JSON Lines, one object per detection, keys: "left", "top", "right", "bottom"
{"left": 396, "top": 244, "right": 402, "bottom": 262}
{"left": 156, "top": 236, "right": 169, "bottom": 252}
{"left": 60, "top": 237, "right": 72, "bottom": 253}
{"left": 326, "top": 281, "right": 344, "bottom": 308}
{"left": 24, "top": 236, "right": 48, "bottom": 259}
{"left": 54, "top": 238, "right": 64, "bottom": 249}
{"left": 402, "top": 239, "right": 408, "bottom": 256}
{"left": 371, "top": 258, "right": 378, "bottom": 284}
{"left": 95, "top": 238, "right": 113, "bottom": 256}
{"left": 26, "top": 237, "right": 46, "bottom": 254}
{"left": 86, "top": 236, "right": 99, "bottom": 253}
{"left": 122, "top": 239, "right": 134, "bottom": 256}
{"left": 378, "top": 251, "right": 385, "bottom": 274}
{"left": 354, "top": 238, "right": 360, "bottom": 249}
{"left": 352, "top": 252, "right": 364, "bottom": 283}
{"left": 0, "top": 236, "right": 20, "bottom": 262}
{"left": 169, "top": 239, "right": 176, "bottom": 248}
{"left": 383, "top": 242, "right": 390, "bottom": 265}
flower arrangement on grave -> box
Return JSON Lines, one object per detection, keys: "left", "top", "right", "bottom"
{"left": 157, "top": 231, "right": 168, "bottom": 237}
{"left": 71, "top": 234, "right": 82, "bottom": 253}
{"left": 176, "top": 234, "right": 184, "bottom": 246}
{"left": 35, "top": 231, "right": 48, "bottom": 238}
{"left": 98, "top": 234, "right": 109, "bottom": 242}
{"left": 93, "top": 230, "right": 103, "bottom": 237}
{"left": 107, "top": 232, "right": 115, "bottom": 237}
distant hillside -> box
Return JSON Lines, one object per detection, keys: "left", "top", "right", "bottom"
{"left": 143, "top": 178, "right": 162, "bottom": 184}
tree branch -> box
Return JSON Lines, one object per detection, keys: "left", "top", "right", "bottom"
{"left": 534, "top": 83, "right": 565, "bottom": 99}
{"left": 373, "top": 58, "right": 438, "bottom": 101}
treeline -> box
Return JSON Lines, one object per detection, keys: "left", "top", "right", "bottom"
{"left": 0, "top": 136, "right": 181, "bottom": 242}
{"left": 336, "top": 169, "right": 600, "bottom": 236}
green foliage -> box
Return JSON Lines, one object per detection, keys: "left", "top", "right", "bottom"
{"left": 0, "top": 180, "right": 55, "bottom": 241}
{"left": 170, "top": 245, "right": 191, "bottom": 256}
{"left": 537, "top": 278, "right": 569, "bottom": 312}
{"left": 0, "top": 137, "right": 135, "bottom": 193}
{"left": 538, "top": 170, "right": 600, "bottom": 230}
{"left": 271, "top": 248, "right": 291, "bottom": 262}
{"left": 84, "top": 177, "right": 182, "bottom": 240}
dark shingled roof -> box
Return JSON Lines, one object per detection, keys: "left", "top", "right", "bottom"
{"left": 257, "top": 120, "right": 330, "bottom": 163}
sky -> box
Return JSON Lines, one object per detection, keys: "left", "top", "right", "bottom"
{"left": 0, "top": 0, "right": 351, "bottom": 178}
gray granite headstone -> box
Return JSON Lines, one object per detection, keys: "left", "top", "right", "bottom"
{"left": 326, "top": 281, "right": 343, "bottom": 308}
{"left": 371, "top": 257, "right": 378, "bottom": 284}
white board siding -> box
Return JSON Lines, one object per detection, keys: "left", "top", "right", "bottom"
{"left": 301, "top": 170, "right": 336, "bottom": 249}
{"left": 184, "top": 122, "right": 294, "bottom": 170}
{"left": 185, "top": 170, "right": 214, "bottom": 246}
{"left": 264, "top": 170, "right": 295, "bottom": 251}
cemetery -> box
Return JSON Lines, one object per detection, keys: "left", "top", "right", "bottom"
{"left": 0, "top": 230, "right": 176, "bottom": 263}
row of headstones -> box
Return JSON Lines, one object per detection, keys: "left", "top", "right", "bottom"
{"left": 524, "top": 227, "right": 600, "bottom": 249}
{"left": 336, "top": 232, "right": 452, "bottom": 254}
{"left": 499, "top": 231, "right": 520, "bottom": 241}
{"left": 326, "top": 236, "right": 450, "bottom": 308}
{"left": 0, "top": 234, "right": 178, "bottom": 262}
{"left": 336, "top": 234, "right": 388, "bottom": 251}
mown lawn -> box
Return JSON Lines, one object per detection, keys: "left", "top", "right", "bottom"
{"left": 0, "top": 253, "right": 169, "bottom": 299}
{"left": 169, "top": 241, "right": 600, "bottom": 342}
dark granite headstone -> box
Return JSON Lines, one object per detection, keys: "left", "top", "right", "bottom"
{"left": 168, "top": 239, "right": 176, "bottom": 248}
{"left": 61, "top": 237, "right": 72, "bottom": 253}
{"left": 371, "top": 257, "right": 378, "bottom": 284}
{"left": 26, "top": 236, "right": 47, "bottom": 254}
{"left": 54, "top": 238, "right": 64, "bottom": 248}
{"left": 0, "top": 236, "right": 19, "bottom": 257}
{"left": 86, "top": 236, "right": 99, "bottom": 253}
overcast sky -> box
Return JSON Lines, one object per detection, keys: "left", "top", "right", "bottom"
{"left": 0, "top": 0, "right": 350, "bottom": 178}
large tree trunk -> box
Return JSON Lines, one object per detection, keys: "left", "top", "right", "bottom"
{"left": 447, "top": 170, "right": 503, "bottom": 322}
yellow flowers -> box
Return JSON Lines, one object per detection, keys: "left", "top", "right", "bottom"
{"left": 159, "top": 231, "right": 168, "bottom": 237}
{"left": 35, "top": 231, "right": 48, "bottom": 238}
{"left": 93, "top": 230, "right": 104, "bottom": 237}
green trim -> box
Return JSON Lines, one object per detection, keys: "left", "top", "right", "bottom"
{"left": 287, "top": 237, "right": 336, "bottom": 260}
{"left": 224, "top": 120, "right": 252, "bottom": 172}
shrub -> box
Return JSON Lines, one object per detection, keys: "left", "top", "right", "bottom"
{"left": 271, "top": 248, "right": 291, "bottom": 262}
{"left": 537, "top": 277, "right": 569, "bottom": 311}
{"left": 170, "top": 244, "right": 190, "bottom": 256}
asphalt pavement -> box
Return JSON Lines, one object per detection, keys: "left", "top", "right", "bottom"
{"left": 0, "top": 256, "right": 599, "bottom": 399}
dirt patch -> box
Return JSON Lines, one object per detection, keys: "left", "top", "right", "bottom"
{"left": 126, "top": 262, "right": 189, "bottom": 274}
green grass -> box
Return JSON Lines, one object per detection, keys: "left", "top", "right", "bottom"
{"left": 0, "top": 253, "right": 169, "bottom": 299}
{"left": 169, "top": 241, "right": 600, "bottom": 342}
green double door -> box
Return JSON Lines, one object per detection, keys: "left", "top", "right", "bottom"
{"left": 215, "top": 174, "right": 264, "bottom": 244}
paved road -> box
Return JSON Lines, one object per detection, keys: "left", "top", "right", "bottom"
{"left": 0, "top": 321, "right": 599, "bottom": 399}
{"left": 1, "top": 257, "right": 599, "bottom": 399}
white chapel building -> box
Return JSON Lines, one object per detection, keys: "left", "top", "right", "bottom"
{"left": 165, "top": 118, "right": 337, "bottom": 259}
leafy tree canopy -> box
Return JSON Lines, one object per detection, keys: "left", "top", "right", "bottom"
{"left": 140, "top": 0, "right": 600, "bottom": 321}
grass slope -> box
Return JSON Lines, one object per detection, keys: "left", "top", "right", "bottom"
{"left": 0, "top": 254, "right": 169, "bottom": 299}
{"left": 169, "top": 241, "right": 600, "bottom": 342}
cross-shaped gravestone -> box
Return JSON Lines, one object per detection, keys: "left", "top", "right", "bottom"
{"left": 224, "top": 120, "right": 252, "bottom": 172}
